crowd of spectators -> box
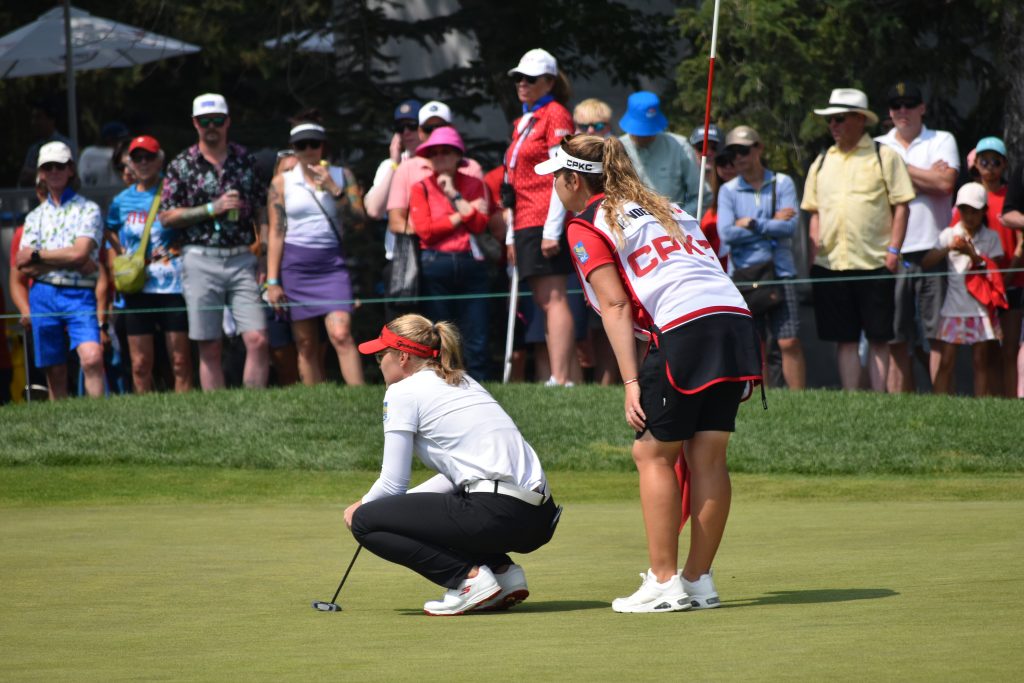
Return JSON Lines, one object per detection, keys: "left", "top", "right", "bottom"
{"left": 3, "top": 55, "right": 1022, "bottom": 402}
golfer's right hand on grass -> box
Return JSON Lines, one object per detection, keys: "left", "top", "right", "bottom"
{"left": 624, "top": 382, "right": 645, "bottom": 431}
{"left": 344, "top": 501, "right": 361, "bottom": 530}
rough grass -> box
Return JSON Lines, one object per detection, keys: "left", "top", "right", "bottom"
{"left": 0, "top": 384, "right": 1021, "bottom": 474}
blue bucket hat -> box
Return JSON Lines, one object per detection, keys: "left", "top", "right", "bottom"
{"left": 619, "top": 91, "right": 668, "bottom": 137}
{"left": 975, "top": 136, "right": 1006, "bottom": 158}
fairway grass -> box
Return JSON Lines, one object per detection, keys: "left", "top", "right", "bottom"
{"left": 2, "top": 475, "right": 1022, "bottom": 681}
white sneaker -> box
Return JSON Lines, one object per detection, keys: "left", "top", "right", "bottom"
{"left": 474, "top": 564, "right": 529, "bottom": 611}
{"left": 423, "top": 566, "right": 501, "bottom": 616}
{"left": 680, "top": 572, "right": 721, "bottom": 609}
{"left": 612, "top": 570, "right": 691, "bottom": 613}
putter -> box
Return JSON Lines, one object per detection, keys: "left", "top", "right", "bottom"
{"left": 312, "top": 545, "right": 362, "bottom": 612}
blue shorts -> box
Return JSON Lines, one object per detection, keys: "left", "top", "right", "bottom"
{"left": 29, "top": 282, "right": 100, "bottom": 368}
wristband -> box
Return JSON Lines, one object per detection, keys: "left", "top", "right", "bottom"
{"left": 266, "top": 278, "right": 281, "bottom": 286}
{"left": 623, "top": 378, "right": 638, "bottom": 386}
{"left": 206, "top": 202, "right": 215, "bottom": 217}
{"left": 887, "top": 246, "right": 900, "bottom": 255}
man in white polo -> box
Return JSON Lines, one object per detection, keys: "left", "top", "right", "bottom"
{"left": 160, "top": 93, "right": 270, "bottom": 390}
{"left": 875, "top": 81, "right": 959, "bottom": 393}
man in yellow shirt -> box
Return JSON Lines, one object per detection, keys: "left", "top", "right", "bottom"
{"left": 801, "top": 88, "right": 915, "bottom": 392}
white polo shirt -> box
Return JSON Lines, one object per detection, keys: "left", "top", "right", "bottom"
{"left": 362, "top": 369, "right": 547, "bottom": 502}
{"left": 876, "top": 125, "right": 959, "bottom": 253}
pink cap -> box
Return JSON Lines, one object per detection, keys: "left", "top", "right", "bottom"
{"left": 416, "top": 126, "right": 465, "bottom": 156}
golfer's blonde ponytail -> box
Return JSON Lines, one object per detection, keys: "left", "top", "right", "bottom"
{"left": 387, "top": 314, "right": 466, "bottom": 386}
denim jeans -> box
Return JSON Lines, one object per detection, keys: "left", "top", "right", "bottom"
{"left": 419, "top": 250, "right": 491, "bottom": 381}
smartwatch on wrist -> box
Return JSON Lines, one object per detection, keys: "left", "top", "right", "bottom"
{"left": 30, "top": 249, "right": 41, "bottom": 264}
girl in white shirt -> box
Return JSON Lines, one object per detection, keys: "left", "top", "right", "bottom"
{"left": 344, "top": 314, "right": 559, "bottom": 616}
{"left": 923, "top": 182, "right": 1005, "bottom": 395}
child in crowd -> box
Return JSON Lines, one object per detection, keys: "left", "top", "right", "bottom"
{"left": 925, "top": 182, "right": 1005, "bottom": 395}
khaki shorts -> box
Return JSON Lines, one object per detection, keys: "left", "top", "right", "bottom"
{"left": 181, "top": 246, "right": 266, "bottom": 341}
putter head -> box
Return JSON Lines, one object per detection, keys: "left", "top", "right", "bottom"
{"left": 311, "top": 600, "right": 342, "bottom": 612}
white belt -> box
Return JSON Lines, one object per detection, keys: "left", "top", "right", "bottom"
{"left": 183, "top": 244, "right": 251, "bottom": 257}
{"left": 38, "top": 275, "right": 97, "bottom": 288}
{"left": 464, "top": 480, "right": 549, "bottom": 506}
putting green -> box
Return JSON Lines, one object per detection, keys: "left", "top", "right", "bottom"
{"left": 1, "top": 485, "right": 1021, "bottom": 681}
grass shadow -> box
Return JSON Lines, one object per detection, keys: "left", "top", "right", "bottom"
{"left": 396, "top": 600, "right": 608, "bottom": 616}
{"left": 729, "top": 588, "right": 899, "bottom": 607}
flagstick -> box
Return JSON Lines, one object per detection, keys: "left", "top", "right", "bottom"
{"left": 694, "top": 0, "right": 722, "bottom": 219}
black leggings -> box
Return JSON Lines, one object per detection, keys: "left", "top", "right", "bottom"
{"left": 351, "top": 491, "right": 559, "bottom": 588}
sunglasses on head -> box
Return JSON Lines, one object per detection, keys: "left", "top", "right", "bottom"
{"left": 889, "top": 99, "right": 921, "bottom": 110}
{"left": 978, "top": 157, "right": 1005, "bottom": 169}
{"left": 726, "top": 145, "right": 753, "bottom": 157}
{"left": 394, "top": 121, "right": 418, "bottom": 133}
{"left": 40, "top": 162, "right": 69, "bottom": 172}
{"left": 512, "top": 73, "right": 540, "bottom": 85}
{"left": 420, "top": 122, "right": 450, "bottom": 135}
{"left": 825, "top": 114, "right": 848, "bottom": 124}
{"left": 293, "top": 139, "right": 323, "bottom": 151}
{"left": 195, "top": 115, "right": 227, "bottom": 128}
{"left": 575, "top": 121, "right": 608, "bottom": 132}
{"left": 130, "top": 151, "right": 157, "bottom": 163}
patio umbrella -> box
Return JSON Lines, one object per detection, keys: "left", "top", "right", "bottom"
{"left": 0, "top": 2, "right": 200, "bottom": 149}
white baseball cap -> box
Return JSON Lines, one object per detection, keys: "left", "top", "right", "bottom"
{"left": 418, "top": 100, "right": 452, "bottom": 125}
{"left": 37, "top": 141, "right": 73, "bottom": 168}
{"left": 192, "top": 93, "right": 229, "bottom": 117}
{"left": 955, "top": 182, "right": 987, "bottom": 210}
{"left": 508, "top": 48, "right": 557, "bottom": 78}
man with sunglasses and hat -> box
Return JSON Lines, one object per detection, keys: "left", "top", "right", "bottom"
{"left": 160, "top": 93, "right": 270, "bottom": 391}
{"left": 801, "top": 88, "right": 915, "bottom": 392}
{"left": 875, "top": 81, "right": 959, "bottom": 394}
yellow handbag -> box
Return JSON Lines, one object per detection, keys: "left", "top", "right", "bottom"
{"left": 113, "top": 182, "right": 162, "bottom": 294}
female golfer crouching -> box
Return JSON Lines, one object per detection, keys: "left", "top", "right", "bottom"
{"left": 345, "top": 314, "right": 560, "bottom": 616}
{"left": 535, "top": 135, "right": 762, "bottom": 613}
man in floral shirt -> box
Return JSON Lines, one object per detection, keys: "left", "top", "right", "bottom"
{"left": 160, "top": 93, "right": 269, "bottom": 390}
{"left": 15, "top": 141, "right": 106, "bottom": 399}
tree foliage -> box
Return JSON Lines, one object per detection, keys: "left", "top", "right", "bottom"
{"left": 673, "top": 0, "right": 1014, "bottom": 177}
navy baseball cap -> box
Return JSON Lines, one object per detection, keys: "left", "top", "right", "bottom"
{"left": 394, "top": 99, "right": 422, "bottom": 122}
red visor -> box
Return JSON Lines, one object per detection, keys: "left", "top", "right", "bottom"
{"left": 357, "top": 326, "right": 439, "bottom": 358}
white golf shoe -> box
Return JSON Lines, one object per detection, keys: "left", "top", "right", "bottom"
{"left": 475, "top": 564, "right": 529, "bottom": 611}
{"left": 612, "top": 569, "right": 691, "bottom": 613}
{"left": 423, "top": 565, "right": 501, "bottom": 616}
{"left": 680, "top": 572, "right": 721, "bottom": 609}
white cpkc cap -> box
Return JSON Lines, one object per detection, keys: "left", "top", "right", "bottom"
{"left": 192, "top": 93, "right": 229, "bottom": 117}
{"left": 508, "top": 48, "right": 557, "bottom": 78}
{"left": 418, "top": 100, "right": 452, "bottom": 125}
{"left": 534, "top": 146, "right": 603, "bottom": 176}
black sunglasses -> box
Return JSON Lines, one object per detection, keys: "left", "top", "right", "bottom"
{"left": 130, "top": 151, "right": 157, "bottom": 163}
{"left": 825, "top": 114, "right": 848, "bottom": 124}
{"left": 394, "top": 121, "right": 418, "bottom": 133}
{"left": 420, "top": 122, "right": 450, "bottom": 135}
{"left": 726, "top": 145, "right": 754, "bottom": 157}
{"left": 978, "top": 157, "right": 1005, "bottom": 169}
{"left": 293, "top": 140, "right": 323, "bottom": 151}
{"left": 195, "top": 115, "right": 227, "bottom": 128}
{"left": 424, "top": 146, "right": 460, "bottom": 158}
{"left": 512, "top": 73, "right": 540, "bottom": 85}
{"left": 575, "top": 121, "right": 608, "bottom": 132}
{"left": 889, "top": 99, "right": 921, "bottom": 110}
{"left": 40, "top": 162, "right": 69, "bottom": 172}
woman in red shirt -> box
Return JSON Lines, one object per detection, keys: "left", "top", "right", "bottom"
{"left": 503, "top": 48, "right": 578, "bottom": 386}
{"left": 408, "top": 127, "right": 491, "bottom": 381}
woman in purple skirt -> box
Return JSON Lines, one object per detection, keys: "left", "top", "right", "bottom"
{"left": 265, "top": 110, "right": 365, "bottom": 385}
